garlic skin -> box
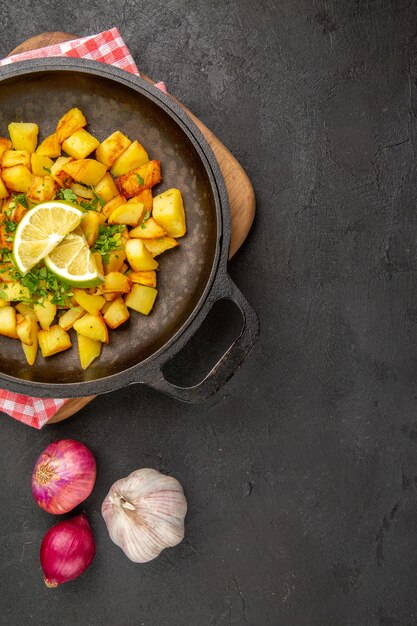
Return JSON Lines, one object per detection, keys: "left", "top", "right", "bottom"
{"left": 101, "top": 468, "right": 187, "bottom": 563}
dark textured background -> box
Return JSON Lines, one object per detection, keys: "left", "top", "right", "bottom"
{"left": 1, "top": 1, "right": 416, "bottom": 624}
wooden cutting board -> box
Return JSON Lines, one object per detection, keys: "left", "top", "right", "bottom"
{"left": 7, "top": 32, "right": 256, "bottom": 424}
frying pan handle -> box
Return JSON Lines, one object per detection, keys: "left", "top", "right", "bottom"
{"left": 142, "top": 277, "right": 259, "bottom": 403}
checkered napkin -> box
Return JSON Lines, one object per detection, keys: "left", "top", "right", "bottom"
{"left": 0, "top": 28, "right": 166, "bottom": 428}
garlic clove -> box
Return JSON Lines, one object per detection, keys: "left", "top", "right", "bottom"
{"left": 101, "top": 468, "right": 187, "bottom": 563}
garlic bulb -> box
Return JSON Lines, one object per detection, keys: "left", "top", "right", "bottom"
{"left": 101, "top": 468, "right": 187, "bottom": 563}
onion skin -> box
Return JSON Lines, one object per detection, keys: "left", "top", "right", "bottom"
{"left": 32, "top": 439, "right": 96, "bottom": 515}
{"left": 40, "top": 513, "right": 95, "bottom": 587}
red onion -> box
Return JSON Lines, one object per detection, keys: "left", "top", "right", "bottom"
{"left": 32, "top": 439, "right": 96, "bottom": 514}
{"left": 40, "top": 513, "right": 95, "bottom": 587}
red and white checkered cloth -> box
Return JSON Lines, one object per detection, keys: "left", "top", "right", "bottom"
{"left": 0, "top": 28, "right": 166, "bottom": 428}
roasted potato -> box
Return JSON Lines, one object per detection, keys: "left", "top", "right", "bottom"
{"left": 8, "top": 122, "right": 39, "bottom": 153}
{"left": 73, "top": 313, "right": 109, "bottom": 343}
{"left": 115, "top": 160, "right": 162, "bottom": 198}
{"left": 125, "top": 238, "right": 159, "bottom": 271}
{"left": 110, "top": 140, "right": 149, "bottom": 176}
{"left": 38, "top": 325, "right": 72, "bottom": 357}
{"left": 77, "top": 333, "right": 102, "bottom": 369}
{"left": 152, "top": 188, "right": 186, "bottom": 237}
{"left": 96, "top": 131, "right": 131, "bottom": 167}
{"left": 125, "top": 284, "right": 158, "bottom": 315}
{"left": 56, "top": 108, "right": 87, "bottom": 144}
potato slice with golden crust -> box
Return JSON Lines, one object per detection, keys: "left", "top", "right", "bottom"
{"left": 129, "top": 217, "right": 166, "bottom": 239}
{"left": 0, "top": 176, "right": 9, "bottom": 200}
{"left": 27, "top": 175, "right": 56, "bottom": 203}
{"left": 125, "top": 284, "right": 158, "bottom": 316}
{"left": 77, "top": 333, "right": 102, "bottom": 370}
{"left": 125, "top": 239, "right": 159, "bottom": 271}
{"left": 2, "top": 150, "right": 31, "bottom": 169}
{"left": 11, "top": 202, "right": 27, "bottom": 224}
{"left": 143, "top": 237, "right": 179, "bottom": 257}
{"left": 2, "top": 165, "right": 33, "bottom": 193}
{"left": 31, "top": 153, "right": 54, "bottom": 177}
{"left": 16, "top": 303, "right": 37, "bottom": 323}
{"left": 110, "top": 140, "right": 149, "bottom": 176}
{"left": 102, "top": 272, "right": 131, "bottom": 294}
{"left": 0, "top": 138, "right": 12, "bottom": 162}
{"left": 81, "top": 211, "right": 100, "bottom": 247}
{"left": 115, "top": 160, "right": 162, "bottom": 198}
{"left": 56, "top": 108, "right": 87, "bottom": 144}
{"left": 94, "top": 173, "right": 119, "bottom": 204}
{"left": 34, "top": 298, "right": 57, "bottom": 331}
{"left": 58, "top": 307, "right": 85, "bottom": 332}
{"left": 8, "top": 122, "right": 38, "bottom": 153}
{"left": 108, "top": 202, "right": 145, "bottom": 227}
{"left": 101, "top": 194, "right": 126, "bottom": 219}
{"left": 62, "top": 129, "right": 100, "bottom": 160}
{"left": 128, "top": 188, "right": 153, "bottom": 212}
{"left": 129, "top": 270, "right": 157, "bottom": 288}
{"left": 38, "top": 325, "right": 72, "bottom": 357}
{"left": 21, "top": 319, "right": 39, "bottom": 365}
{"left": 103, "top": 296, "right": 130, "bottom": 329}
{"left": 36, "top": 133, "right": 61, "bottom": 158}
{"left": 0, "top": 305, "right": 18, "bottom": 338}
{"left": 62, "top": 159, "right": 107, "bottom": 186}
{"left": 73, "top": 313, "right": 109, "bottom": 343}
{"left": 92, "top": 251, "right": 104, "bottom": 276}
{"left": 16, "top": 314, "right": 33, "bottom": 346}
{"left": 72, "top": 289, "right": 105, "bottom": 316}
{"left": 152, "top": 188, "right": 186, "bottom": 237}
{"left": 103, "top": 249, "right": 127, "bottom": 275}
{"left": 96, "top": 131, "right": 131, "bottom": 167}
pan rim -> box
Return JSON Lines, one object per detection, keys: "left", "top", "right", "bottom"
{"left": 0, "top": 58, "right": 231, "bottom": 397}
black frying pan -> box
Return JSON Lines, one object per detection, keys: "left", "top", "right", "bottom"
{"left": 0, "top": 58, "right": 259, "bottom": 401}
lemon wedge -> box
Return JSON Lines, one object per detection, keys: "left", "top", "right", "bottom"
{"left": 45, "top": 228, "right": 104, "bottom": 288}
{"left": 13, "top": 201, "right": 83, "bottom": 274}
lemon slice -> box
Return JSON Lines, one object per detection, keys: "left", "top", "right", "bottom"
{"left": 45, "top": 228, "right": 104, "bottom": 288}
{"left": 13, "top": 201, "right": 84, "bottom": 274}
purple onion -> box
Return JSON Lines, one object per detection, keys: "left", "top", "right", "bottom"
{"left": 40, "top": 513, "right": 95, "bottom": 587}
{"left": 32, "top": 439, "right": 96, "bottom": 514}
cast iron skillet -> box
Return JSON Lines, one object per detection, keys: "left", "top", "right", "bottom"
{"left": 0, "top": 58, "right": 259, "bottom": 401}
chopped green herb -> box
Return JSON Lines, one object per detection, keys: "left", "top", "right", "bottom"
{"left": 92, "top": 224, "right": 125, "bottom": 264}
{"left": 80, "top": 191, "right": 105, "bottom": 212}
{"left": 43, "top": 166, "right": 52, "bottom": 174}
{"left": 4, "top": 218, "right": 17, "bottom": 242}
{"left": 136, "top": 174, "right": 145, "bottom": 185}
{"left": 140, "top": 210, "right": 151, "bottom": 229}
{"left": 11, "top": 194, "right": 28, "bottom": 208}
{"left": 0, "top": 290, "right": 7, "bottom": 300}
{"left": 0, "top": 248, "right": 12, "bottom": 262}
{"left": 56, "top": 188, "right": 78, "bottom": 203}
{"left": 10, "top": 265, "right": 73, "bottom": 307}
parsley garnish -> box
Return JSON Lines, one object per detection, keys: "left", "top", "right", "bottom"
{"left": 4, "top": 218, "right": 17, "bottom": 242}
{"left": 13, "top": 265, "right": 72, "bottom": 307}
{"left": 92, "top": 224, "right": 125, "bottom": 264}
{"left": 0, "top": 248, "right": 12, "bottom": 262}
{"left": 43, "top": 166, "right": 52, "bottom": 174}
{"left": 140, "top": 210, "right": 151, "bottom": 229}
{"left": 80, "top": 187, "right": 105, "bottom": 212}
{"left": 136, "top": 174, "right": 144, "bottom": 185}
{"left": 12, "top": 194, "right": 28, "bottom": 208}
{"left": 57, "top": 188, "right": 78, "bottom": 203}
